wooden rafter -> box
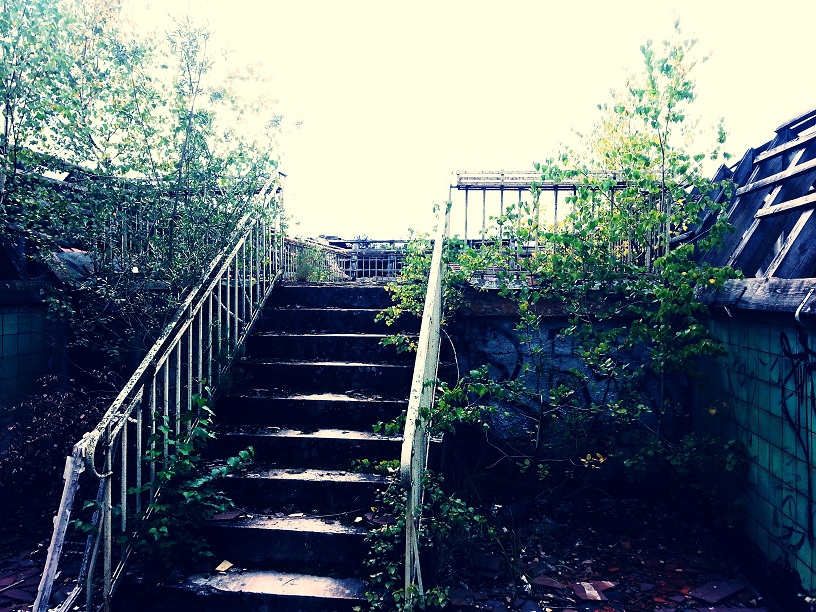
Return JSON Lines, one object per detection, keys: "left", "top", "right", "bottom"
{"left": 696, "top": 106, "right": 816, "bottom": 279}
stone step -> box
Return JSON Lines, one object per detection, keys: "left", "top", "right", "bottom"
{"left": 218, "top": 392, "right": 405, "bottom": 429}
{"left": 212, "top": 427, "right": 402, "bottom": 469}
{"left": 204, "top": 515, "right": 369, "bottom": 575}
{"left": 267, "top": 283, "right": 394, "bottom": 309}
{"left": 236, "top": 359, "right": 414, "bottom": 394}
{"left": 116, "top": 569, "right": 367, "bottom": 612}
{"left": 245, "top": 332, "right": 414, "bottom": 363}
{"left": 219, "top": 466, "right": 389, "bottom": 515}
{"left": 254, "top": 307, "right": 419, "bottom": 334}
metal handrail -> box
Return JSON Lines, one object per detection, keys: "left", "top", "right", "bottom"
{"left": 399, "top": 204, "right": 450, "bottom": 604}
{"left": 34, "top": 172, "right": 284, "bottom": 612}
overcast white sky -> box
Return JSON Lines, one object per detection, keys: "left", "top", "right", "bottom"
{"left": 128, "top": 0, "right": 816, "bottom": 239}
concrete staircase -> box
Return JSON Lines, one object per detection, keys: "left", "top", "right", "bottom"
{"left": 117, "top": 283, "right": 420, "bottom": 611}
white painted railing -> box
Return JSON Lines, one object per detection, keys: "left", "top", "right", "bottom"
{"left": 33, "top": 173, "right": 284, "bottom": 612}
{"left": 399, "top": 204, "right": 450, "bottom": 604}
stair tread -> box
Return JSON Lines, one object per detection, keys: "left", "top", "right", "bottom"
{"left": 231, "top": 391, "right": 404, "bottom": 402}
{"left": 211, "top": 514, "right": 368, "bottom": 535}
{"left": 233, "top": 466, "right": 390, "bottom": 484}
{"left": 221, "top": 427, "right": 400, "bottom": 441}
{"left": 265, "top": 307, "right": 384, "bottom": 313}
{"left": 242, "top": 358, "right": 412, "bottom": 367}
{"left": 185, "top": 569, "right": 367, "bottom": 600}
{"left": 255, "top": 332, "right": 398, "bottom": 338}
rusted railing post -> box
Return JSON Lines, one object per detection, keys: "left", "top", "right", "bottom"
{"left": 33, "top": 442, "right": 87, "bottom": 612}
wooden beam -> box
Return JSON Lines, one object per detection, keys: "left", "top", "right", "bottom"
{"left": 735, "top": 156, "right": 816, "bottom": 196}
{"left": 722, "top": 186, "right": 783, "bottom": 270}
{"left": 775, "top": 105, "right": 816, "bottom": 134}
{"left": 754, "top": 191, "right": 816, "bottom": 219}
{"left": 764, "top": 208, "right": 814, "bottom": 277}
{"left": 731, "top": 148, "right": 757, "bottom": 186}
{"left": 699, "top": 277, "right": 816, "bottom": 315}
{"left": 754, "top": 129, "right": 816, "bottom": 163}
{"left": 726, "top": 217, "right": 760, "bottom": 268}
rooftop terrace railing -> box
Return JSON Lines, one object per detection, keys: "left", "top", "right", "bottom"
{"left": 279, "top": 236, "right": 408, "bottom": 281}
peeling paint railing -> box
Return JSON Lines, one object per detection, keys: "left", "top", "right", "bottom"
{"left": 34, "top": 174, "right": 284, "bottom": 612}
{"left": 399, "top": 205, "right": 449, "bottom": 604}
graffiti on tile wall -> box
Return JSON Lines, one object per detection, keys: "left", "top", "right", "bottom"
{"left": 724, "top": 325, "right": 816, "bottom": 562}
{"left": 778, "top": 328, "right": 816, "bottom": 549}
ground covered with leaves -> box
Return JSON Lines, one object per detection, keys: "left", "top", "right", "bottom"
{"left": 0, "top": 490, "right": 787, "bottom": 612}
{"left": 442, "top": 497, "right": 776, "bottom": 612}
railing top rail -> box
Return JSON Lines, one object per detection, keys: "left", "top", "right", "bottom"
{"left": 284, "top": 235, "right": 355, "bottom": 256}
{"left": 453, "top": 169, "right": 622, "bottom": 189}
{"left": 35, "top": 171, "right": 282, "bottom": 612}
{"left": 399, "top": 207, "right": 448, "bottom": 487}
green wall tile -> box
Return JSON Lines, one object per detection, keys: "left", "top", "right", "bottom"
{"left": 2, "top": 312, "right": 17, "bottom": 335}
{"left": 2, "top": 334, "right": 17, "bottom": 357}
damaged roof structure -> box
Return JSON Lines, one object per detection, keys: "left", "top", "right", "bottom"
{"left": 696, "top": 106, "right": 816, "bottom": 313}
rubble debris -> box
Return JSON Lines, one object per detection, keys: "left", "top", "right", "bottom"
{"left": 689, "top": 579, "right": 749, "bottom": 604}
{"left": 569, "top": 580, "right": 616, "bottom": 601}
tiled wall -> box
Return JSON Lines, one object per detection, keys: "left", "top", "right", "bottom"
{"left": 697, "top": 314, "right": 816, "bottom": 594}
{"left": 0, "top": 291, "right": 57, "bottom": 411}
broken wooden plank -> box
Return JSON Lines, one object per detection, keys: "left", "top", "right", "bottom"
{"left": 697, "top": 281, "right": 747, "bottom": 307}
{"left": 775, "top": 105, "right": 816, "bottom": 134}
{"left": 754, "top": 128, "right": 816, "bottom": 163}
{"left": 569, "top": 581, "right": 616, "bottom": 601}
{"left": 755, "top": 191, "right": 816, "bottom": 219}
{"left": 688, "top": 579, "right": 747, "bottom": 604}
{"left": 763, "top": 209, "right": 815, "bottom": 277}
{"left": 732, "top": 147, "right": 758, "bottom": 186}
{"left": 701, "top": 278, "right": 816, "bottom": 314}
{"left": 735, "top": 155, "right": 816, "bottom": 197}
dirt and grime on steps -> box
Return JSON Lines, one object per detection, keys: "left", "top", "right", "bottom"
{"left": 0, "top": 496, "right": 795, "bottom": 611}
{"left": 443, "top": 498, "right": 783, "bottom": 612}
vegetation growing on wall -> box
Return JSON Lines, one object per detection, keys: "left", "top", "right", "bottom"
{"left": 374, "top": 27, "right": 745, "bottom": 602}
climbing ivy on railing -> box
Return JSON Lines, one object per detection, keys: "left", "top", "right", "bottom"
{"left": 353, "top": 462, "right": 494, "bottom": 612}
{"left": 72, "top": 391, "right": 254, "bottom": 570}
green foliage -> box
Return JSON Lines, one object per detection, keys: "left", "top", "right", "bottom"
{"left": 68, "top": 391, "right": 255, "bottom": 568}
{"left": 124, "top": 392, "right": 253, "bottom": 568}
{"left": 622, "top": 431, "right": 747, "bottom": 525}
{"left": 0, "top": 372, "right": 115, "bottom": 497}
{"left": 359, "top": 470, "right": 494, "bottom": 611}
{"left": 381, "top": 23, "right": 742, "bottom": 501}
{"left": 294, "top": 246, "right": 330, "bottom": 282}
{"left": 0, "top": 0, "right": 282, "bottom": 360}
{"left": 377, "top": 231, "right": 474, "bottom": 351}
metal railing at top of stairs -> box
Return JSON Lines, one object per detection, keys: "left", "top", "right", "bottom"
{"left": 34, "top": 172, "right": 284, "bottom": 612}
{"left": 279, "top": 236, "right": 406, "bottom": 281}
{"left": 399, "top": 204, "right": 450, "bottom": 605}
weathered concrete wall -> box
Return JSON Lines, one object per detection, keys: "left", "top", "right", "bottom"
{"left": 444, "top": 289, "right": 663, "bottom": 496}
{"left": 449, "top": 286, "right": 814, "bottom": 597}
{"left": 697, "top": 310, "right": 816, "bottom": 594}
